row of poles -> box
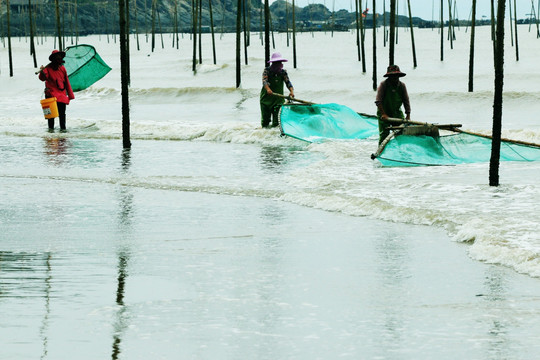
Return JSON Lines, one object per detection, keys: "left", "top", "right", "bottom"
{"left": 0, "top": 0, "right": 531, "bottom": 185}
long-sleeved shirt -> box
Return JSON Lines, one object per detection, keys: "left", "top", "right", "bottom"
{"left": 38, "top": 65, "right": 75, "bottom": 104}
{"left": 375, "top": 79, "right": 410, "bottom": 116}
{"left": 262, "top": 67, "right": 293, "bottom": 90}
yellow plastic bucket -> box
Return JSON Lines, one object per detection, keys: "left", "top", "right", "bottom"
{"left": 40, "top": 97, "right": 59, "bottom": 119}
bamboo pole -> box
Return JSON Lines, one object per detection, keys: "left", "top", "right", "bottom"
{"left": 406, "top": 0, "right": 417, "bottom": 68}
{"left": 55, "top": 0, "right": 62, "bottom": 49}
{"left": 198, "top": 0, "right": 202, "bottom": 63}
{"left": 242, "top": 0, "right": 248, "bottom": 65}
{"left": 389, "top": 0, "right": 395, "bottom": 65}
{"left": 359, "top": 1, "right": 366, "bottom": 72}
{"left": 235, "top": 0, "right": 241, "bottom": 88}
{"left": 28, "top": 0, "right": 37, "bottom": 68}
{"left": 395, "top": 0, "right": 398, "bottom": 45}
{"left": 372, "top": 0, "right": 377, "bottom": 91}
{"left": 119, "top": 0, "right": 131, "bottom": 149}
{"left": 468, "top": 0, "right": 476, "bottom": 92}
{"left": 447, "top": 0, "right": 453, "bottom": 49}
{"left": 134, "top": 0, "right": 140, "bottom": 50}
{"left": 440, "top": 0, "right": 443, "bottom": 61}
{"left": 513, "top": 0, "right": 519, "bottom": 61}
{"left": 7, "top": 0, "right": 14, "bottom": 77}
{"left": 151, "top": 0, "right": 156, "bottom": 51}
{"left": 534, "top": 0, "right": 540, "bottom": 38}
{"left": 209, "top": 0, "right": 217, "bottom": 64}
{"left": 126, "top": 0, "right": 130, "bottom": 84}
{"left": 355, "top": 0, "right": 361, "bottom": 61}
{"left": 157, "top": 2, "right": 164, "bottom": 48}
{"left": 292, "top": 0, "right": 297, "bottom": 68}
{"left": 286, "top": 0, "right": 290, "bottom": 47}
{"left": 489, "top": 0, "right": 506, "bottom": 187}
{"left": 75, "top": 0, "right": 78, "bottom": 45}
{"left": 509, "top": 0, "right": 514, "bottom": 46}
{"left": 222, "top": 0, "right": 227, "bottom": 40}
{"left": 259, "top": 0, "right": 263, "bottom": 44}
{"left": 264, "top": 0, "right": 270, "bottom": 62}
{"left": 383, "top": 0, "right": 387, "bottom": 47}
{"left": 192, "top": 0, "right": 198, "bottom": 72}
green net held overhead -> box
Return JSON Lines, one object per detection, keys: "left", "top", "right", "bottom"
{"left": 375, "top": 132, "right": 540, "bottom": 167}
{"left": 279, "top": 103, "right": 379, "bottom": 143}
{"left": 64, "top": 45, "right": 111, "bottom": 92}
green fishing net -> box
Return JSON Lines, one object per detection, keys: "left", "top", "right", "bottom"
{"left": 64, "top": 45, "right": 111, "bottom": 92}
{"left": 376, "top": 132, "right": 540, "bottom": 167}
{"left": 279, "top": 103, "right": 379, "bottom": 142}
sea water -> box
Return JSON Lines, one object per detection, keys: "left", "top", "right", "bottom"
{"left": 1, "top": 26, "right": 540, "bottom": 358}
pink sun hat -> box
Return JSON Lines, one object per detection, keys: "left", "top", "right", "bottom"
{"left": 268, "top": 52, "right": 288, "bottom": 63}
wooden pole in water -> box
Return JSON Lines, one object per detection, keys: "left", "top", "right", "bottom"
{"left": 513, "top": 0, "right": 519, "bottom": 61}
{"left": 7, "top": 0, "right": 14, "bottom": 77}
{"left": 383, "top": 0, "right": 387, "bottom": 47}
{"left": 355, "top": 0, "right": 361, "bottom": 61}
{"left": 119, "top": 0, "right": 131, "bottom": 149}
{"left": 235, "top": 0, "right": 241, "bottom": 87}
{"left": 242, "top": 0, "right": 248, "bottom": 65}
{"left": 468, "top": 0, "right": 476, "bottom": 92}
{"left": 209, "top": 0, "right": 217, "bottom": 64}
{"left": 372, "top": 0, "right": 377, "bottom": 91}
{"left": 151, "top": 0, "right": 156, "bottom": 52}
{"left": 359, "top": 1, "right": 366, "bottom": 72}
{"left": 395, "top": 0, "right": 398, "bottom": 45}
{"left": 406, "top": 0, "right": 417, "bottom": 68}
{"left": 28, "top": 0, "right": 37, "bottom": 68}
{"left": 489, "top": 0, "right": 506, "bottom": 187}
{"left": 389, "top": 0, "right": 395, "bottom": 65}
{"left": 198, "top": 0, "right": 202, "bottom": 63}
{"left": 447, "top": 0, "right": 453, "bottom": 49}
{"left": 55, "top": 0, "right": 62, "bottom": 49}
{"left": 508, "top": 0, "right": 514, "bottom": 46}
{"left": 264, "top": 0, "right": 270, "bottom": 63}
{"left": 292, "top": 0, "right": 297, "bottom": 68}
{"left": 126, "top": 0, "right": 131, "bottom": 84}
{"left": 286, "top": 0, "right": 290, "bottom": 47}
{"left": 440, "top": 0, "right": 444, "bottom": 61}
{"left": 192, "top": 0, "right": 198, "bottom": 72}
{"left": 534, "top": 0, "right": 540, "bottom": 38}
{"left": 135, "top": 0, "right": 140, "bottom": 50}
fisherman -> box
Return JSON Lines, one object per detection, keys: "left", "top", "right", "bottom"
{"left": 38, "top": 50, "right": 75, "bottom": 131}
{"left": 260, "top": 52, "right": 295, "bottom": 128}
{"left": 375, "top": 65, "right": 411, "bottom": 144}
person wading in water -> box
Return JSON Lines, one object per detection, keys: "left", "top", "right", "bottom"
{"left": 375, "top": 65, "right": 411, "bottom": 144}
{"left": 260, "top": 52, "right": 295, "bottom": 128}
{"left": 38, "top": 50, "right": 75, "bottom": 131}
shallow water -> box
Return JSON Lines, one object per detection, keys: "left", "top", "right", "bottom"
{"left": 2, "top": 25, "right": 540, "bottom": 358}
{"left": 2, "top": 137, "right": 540, "bottom": 360}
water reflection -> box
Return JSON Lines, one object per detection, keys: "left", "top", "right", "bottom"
{"left": 43, "top": 136, "right": 71, "bottom": 165}
{"left": 481, "top": 266, "right": 510, "bottom": 359}
{"left": 374, "top": 230, "right": 411, "bottom": 352}
{"left": 259, "top": 146, "right": 286, "bottom": 173}
{"left": 40, "top": 253, "right": 52, "bottom": 360}
{"left": 111, "top": 251, "right": 129, "bottom": 360}
{"left": 111, "top": 149, "right": 134, "bottom": 360}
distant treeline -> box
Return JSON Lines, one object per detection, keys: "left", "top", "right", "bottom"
{"left": 1, "top": 0, "right": 537, "bottom": 37}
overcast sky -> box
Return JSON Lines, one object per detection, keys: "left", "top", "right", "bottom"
{"left": 288, "top": 0, "right": 537, "bottom": 21}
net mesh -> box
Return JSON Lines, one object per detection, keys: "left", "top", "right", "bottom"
{"left": 64, "top": 45, "right": 111, "bottom": 92}
{"left": 376, "top": 132, "right": 540, "bottom": 167}
{"left": 279, "top": 103, "right": 378, "bottom": 142}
